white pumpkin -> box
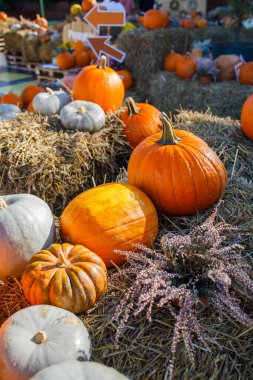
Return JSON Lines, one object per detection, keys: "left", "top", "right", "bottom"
{"left": 29, "top": 361, "right": 129, "bottom": 380}
{"left": 33, "top": 88, "right": 71, "bottom": 116}
{"left": 0, "top": 194, "right": 56, "bottom": 279}
{"left": 0, "top": 104, "right": 21, "bottom": 121}
{"left": 0, "top": 305, "right": 92, "bottom": 380}
{"left": 60, "top": 100, "right": 106, "bottom": 132}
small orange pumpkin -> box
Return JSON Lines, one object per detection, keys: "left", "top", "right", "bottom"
{"left": 181, "top": 18, "right": 195, "bottom": 29}
{"left": 164, "top": 51, "right": 181, "bottom": 72}
{"left": 241, "top": 94, "right": 253, "bottom": 140}
{"left": 82, "top": 0, "right": 97, "bottom": 12}
{"left": 21, "top": 85, "right": 45, "bottom": 108}
{"left": 0, "top": 12, "right": 8, "bottom": 21}
{"left": 87, "top": 49, "right": 97, "bottom": 62}
{"left": 239, "top": 62, "right": 253, "bottom": 86}
{"left": 138, "top": 15, "right": 144, "bottom": 24}
{"left": 1, "top": 93, "right": 19, "bottom": 105}
{"left": 196, "top": 18, "right": 207, "bottom": 28}
{"left": 117, "top": 69, "right": 133, "bottom": 90}
{"left": 191, "top": 49, "right": 202, "bottom": 57}
{"left": 72, "top": 40, "right": 89, "bottom": 52}
{"left": 143, "top": 9, "right": 169, "bottom": 30}
{"left": 60, "top": 183, "right": 158, "bottom": 267}
{"left": 128, "top": 113, "right": 227, "bottom": 216}
{"left": 73, "top": 55, "right": 125, "bottom": 112}
{"left": 176, "top": 52, "right": 196, "bottom": 79}
{"left": 21, "top": 243, "right": 107, "bottom": 313}
{"left": 121, "top": 97, "right": 161, "bottom": 147}
{"left": 34, "top": 14, "right": 48, "bottom": 29}
{"left": 73, "top": 50, "right": 89, "bottom": 67}
{"left": 57, "top": 52, "right": 75, "bottom": 70}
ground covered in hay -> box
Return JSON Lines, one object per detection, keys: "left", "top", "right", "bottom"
{"left": 0, "top": 112, "right": 130, "bottom": 215}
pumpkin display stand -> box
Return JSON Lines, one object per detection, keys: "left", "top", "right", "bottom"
{"left": 0, "top": 112, "right": 130, "bottom": 215}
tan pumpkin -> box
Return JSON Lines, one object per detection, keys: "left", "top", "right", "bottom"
{"left": 214, "top": 55, "right": 241, "bottom": 81}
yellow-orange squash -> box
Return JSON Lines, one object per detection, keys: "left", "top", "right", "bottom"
{"left": 60, "top": 183, "right": 158, "bottom": 267}
{"left": 128, "top": 113, "right": 227, "bottom": 216}
{"left": 121, "top": 97, "right": 161, "bottom": 148}
{"left": 117, "top": 69, "right": 133, "bottom": 90}
{"left": 22, "top": 243, "right": 107, "bottom": 313}
{"left": 241, "top": 94, "right": 253, "bottom": 140}
{"left": 239, "top": 62, "right": 253, "bottom": 85}
{"left": 73, "top": 55, "right": 125, "bottom": 112}
{"left": 57, "top": 52, "right": 75, "bottom": 70}
{"left": 143, "top": 9, "right": 169, "bottom": 30}
{"left": 164, "top": 51, "right": 181, "bottom": 72}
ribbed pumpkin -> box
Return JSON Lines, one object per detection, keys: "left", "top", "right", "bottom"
{"left": 82, "top": 0, "right": 97, "bottom": 12}
{"left": 73, "top": 50, "right": 89, "bottom": 67}
{"left": 176, "top": 53, "right": 196, "bottom": 79}
{"left": 121, "top": 97, "right": 161, "bottom": 148}
{"left": 22, "top": 243, "right": 107, "bottom": 313}
{"left": 73, "top": 55, "right": 125, "bottom": 112}
{"left": 60, "top": 183, "right": 158, "bottom": 267}
{"left": 57, "top": 52, "right": 75, "bottom": 70}
{"left": 21, "top": 85, "right": 45, "bottom": 108}
{"left": 239, "top": 62, "right": 253, "bottom": 85}
{"left": 128, "top": 113, "right": 227, "bottom": 216}
{"left": 117, "top": 70, "right": 133, "bottom": 90}
{"left": 241, "top": 94, "right": 253, "bottom": 141}
{"left": 143, "top": 9, "right": 169, "bottom": 30}
{"left": 164, "top": 51, "right": 181, "bottom": 72}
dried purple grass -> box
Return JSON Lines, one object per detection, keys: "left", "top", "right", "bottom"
{"left": 112, "top": 204, "right": 253, "bottom": 379}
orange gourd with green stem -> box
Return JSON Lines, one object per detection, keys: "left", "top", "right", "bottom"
{"left": 128, "top": 113, "right": 227, "bottom": 216}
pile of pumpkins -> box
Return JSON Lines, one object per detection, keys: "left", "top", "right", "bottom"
{"left": 56, "top": 40, "right": 97, "bottom": 70}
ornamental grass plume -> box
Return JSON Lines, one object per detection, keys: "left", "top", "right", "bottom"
{"left": 113, "top": 204, "right": 253, "bottom": 379}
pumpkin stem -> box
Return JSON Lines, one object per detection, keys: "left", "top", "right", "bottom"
{"left": 34, "top": 331, "right": 47, "bottom": 344}
{"left": 125, "top": 97, "right": 140, "bottom": 116}
{"left": 97, "top": 55, "right": 107, "bottom": 70}
{"left": 46, "top": 87, "right": 54, "bottom": 95}
{"left": 158, "top": 112, "right": 181, "bottom": 145}
{"left": 58, "top": 250, "right": 70, "bottom": 266}
{"left": 0, "top": 198, "right": 8, "bottom": 209}
{"left": 78, "top": 106, "right": 86, "bottom": 115}
{"left": 36, "top": 14, "right": 40, "bottom": 19}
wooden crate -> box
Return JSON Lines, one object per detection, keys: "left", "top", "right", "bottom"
{"left": 35, "top": 65, "right": 81, "bottom": 83}
{"left": 4, "top": 51, "right": 39, "bottom": 71}
{"left": 0, "top": 37, "right": 4, "bottom": 53}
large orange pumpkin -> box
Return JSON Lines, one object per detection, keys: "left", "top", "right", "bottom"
{"left": 117, "top": 69, "right": 133, "bottom": 90}
{"left": 128, "top": 113, "right": 227, "bottom": 216}
{"left": 215, "top": 54, "right": 240, "bottom": 81}
{"left": 164, "top": 51, "right": 181, "bottom": 72}
{"left": 57, "top": 52, "right": 75, "bottom": 70}
{"left": 60, "top": 183, "right": 158, "bottom": 267}
{"left": 21, "top": 85, "right": 45, "bottom": 108}
{"left": 241, "top": 94, "right": 253, "bottom": 140}
{"left": 73, "top": 50, "right": 89, "bottom": 67}
{"left": 239, "top": 62, "right": 253, "bottom": 85}
{"left": 121, "top": 97, "right": 161, "bottom": 148}
{"left": 143, "top": 9, "right": 169, "bottom": 30}
{"left": 82, "top": 0, "right": 97, "bottom": 12}
{"left": 34, "top": 14, "right": 48, "bottom": 29}
{"left": 73, "top": 55, "right": 125, "bottom": 112}
{"left": 1, "top": 93, "right": 19, "bottom": 105}
{"left": 22, "top": 243, "right": 107, "bottom": 313}
{"left": 0, "top": 12, "right": 8, "bottom": 21}
{"left": 176, "top": 53, "right": 196, "bottom": 79}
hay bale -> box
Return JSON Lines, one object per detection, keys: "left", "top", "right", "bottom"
{"left": 117, "top": 28, "right": 193, "bottom": 97}
{"left": 0, "top": 112, "right": 130, "bottom": 215}
{"left": 148, "top": 71, "right": 253, "bottom": 119}
{"left": 21, "top": 35, "right": 41, "bottom": 63}
{"left": 38, "top": 40, "right": 57, "bottom": 63}
{"left": 4, "top": 30, "right": 29, "bottom": 53}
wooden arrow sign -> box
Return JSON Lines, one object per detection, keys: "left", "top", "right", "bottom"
{"left": 87, "top": 36, "right": 126, "bottom": 63}
{"left": 84, "top": 5, "right": 126, "bottom": 33}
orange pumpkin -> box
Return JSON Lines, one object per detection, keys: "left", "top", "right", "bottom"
{"left": 27, "top": 102, "right": 35, "bottom": 112}
{"left": 21, "top": 243, "right": 107, "bottom": 313}
{"left": 138, "top": 15, "right": 144, "bottom": 24}
{"left": 164, "top": 51, "right": 181, "bottom": 72}
{"left": 176, "top": 53, "right": 196, "bottom": 79}
{"left": 82, "top": 0, "right": 97, "bottom": 12}
{"left": 191, "top": 49, "right": 202, "bottom": 57}
{"left": 57, "top": 52, "right": 75, "bottom": 70}
{"left": 72, "top": 40, "right": 89, "bottom": 52}
{"left": 196, "top": 18, "right": 207, "bottom": 28}
{"left": 181, "top": 18, "right": 195, "bottom": 29}
{"left": 73, "top": 50, "right": 89, "bottom": 67}
{"left": 34, "top": 14, "right": 48, "bottom": 29}
{"left": 241, "top": 94, "right": 253, "bottom": 140}
{"left": 0, "top": 12, "right": 8, "bottom": 21}
{"left": 121, "top": 97, "right": 161, "bottom": 148}
{"left": 73, "top": 55, "right": 125, "bottom": 112}
{"left": 1, "top": 93, "right": 19, "bottom": 105}
{"left": 128, "top": 113, "right": 227, "bottom": 216}
{"left": 239, "top": 62, "right": 253, "bottom": 85}
{"left": 117, "top": 69, "right": 133, "bottom": 90}
{"left": 215, "top": 54, "right": 240, "bottom": 81}
{"left": 143, "top": 9, "right": 169, "bottom": 30}
{"left": 60, "top": 183, "right": 158, "bottom": 267}
{"left": 21, "top": 85, "right": 45, "bottom": 108}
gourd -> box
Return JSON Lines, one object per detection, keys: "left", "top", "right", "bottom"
{"left": 239, "top": 62, "right": 253, "bottom": 85}
{"left": 33, "top": 88, "right": 71, "bottom": 116}
{"left": 143, "top": 9, "right": 169, "bottom": 30}
{"left": 70, "top": 4, "right": 82, "bottom": 14}
{"left": 82, "top": 0, "right": 97, "bottom": 12}
{"left": 128, "top": 113, "right": 227, "bottom": 216}
{"left": 29, "top": 361, "right": 129, "bottom": 380}
{"left": 22, "top": 243, "right": 107, "bottom": 313}
{"left": 0, "top": 194, "right": 56, "bottom": 279}
{"left": 73, "top": 50, "right": 89, "bottom": 67}
{"left": 241, "top": 94, "right": 253, "bottom": 141}
{"left": 57, "top": 52, "right": 75, "bottom": 70}
{"left": 0, "top": 305, "right": 91, "bottom": 380}
{"left": 60, "top": 183, "right": 158, "bottom": 267}
{"left": 73, "top": 55, "right": 125, "bottom": 113}
{"left": 214, "top": 54, "right": 240, "bottom": 81}
{"left": 117, "top": 70, "right": 133, "bottom": 90}
{"left": 21, "top": 85, "right": 45, "bottom": 107}
{"left": 121, "top": 97, "right": 161, "bottom": 148}
{"left": 176, "top": 53, "right": 196, "bottom": 79}
{"left": 164, "top": 51, "right": 181, "bottom": 72}
{"left": 0, "top": 104, "right": 21, "bottom": 121}
{"left": 60, "top": 100, "right": 105, "bottom": 132}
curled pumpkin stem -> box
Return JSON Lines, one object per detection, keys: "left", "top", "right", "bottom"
{"left": 125, "top": 97, "right": 140, "bottom": 116}
{"left": 46, "top": 87, "right": 54, "bottom": 95}
{"left": 158, "top": 112, "right": 181, "bottom": 146}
